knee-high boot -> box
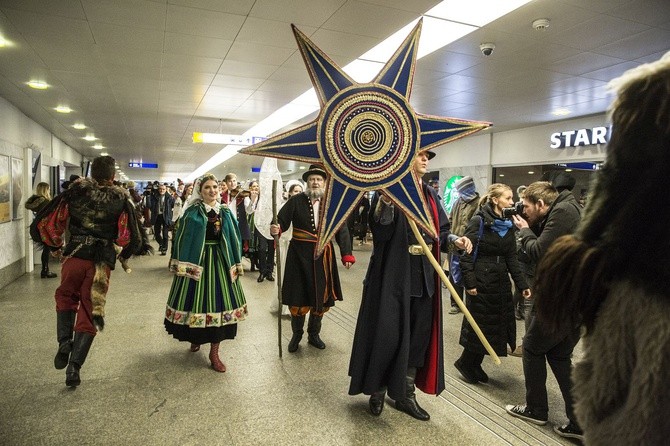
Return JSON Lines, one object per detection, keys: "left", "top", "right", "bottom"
{"left": 54, "top": 311, "right": 76, "bottom": 369}
{"left": 395, "top": 367, "right": 430, "bottom": 421}
{"left": 307, "top": 314, "right": 326, "bottom": 349}
{"left": 288, "top": 315, "right": 305, "bottom": 353}
{"left": 65, "top": 332, "right": 95, "bottom": 388}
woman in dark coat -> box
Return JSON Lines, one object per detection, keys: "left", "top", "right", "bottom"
{"left": 454, "top": 183, "right": 530, "bottom": 384}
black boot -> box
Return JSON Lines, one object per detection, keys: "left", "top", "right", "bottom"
{"left": 395, "top": 368, "right": 430, "bottom": 421}
{"left": 288, "top": 315, "right": 305, "bottom": 353}
{"left": 41, "top": 265, "right": 57, "bottom": 279}
{"left": 369, "top": 389, "right": 386, "bottom": 416}
{"left": 454, "top": 349, "right": 481, "bottom": 384}
{"left": 307, "top": 314, "right": 326, "bottom": 349}
{"left": 65, "top": 332, "right": 94, "bottom": 388}
{"left": 54, "top": 311, "right": 76, "bottom": 369}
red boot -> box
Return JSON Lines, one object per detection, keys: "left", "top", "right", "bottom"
{"left": 209, "top": 342, "right": 226, "bottom": 372}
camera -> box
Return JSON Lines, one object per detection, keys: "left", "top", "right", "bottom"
{"left": 502, "top": 201, "right": 524, "bottom": 219}
{"left": 480, "top": 43, "right": 495, "bottom": 56}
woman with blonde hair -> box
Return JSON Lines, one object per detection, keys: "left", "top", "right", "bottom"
{"left": 25, "top": 182, "right": 57, "bottom": 278}
{"left": 454, "top": 183, "right": 531, "bottom": 383}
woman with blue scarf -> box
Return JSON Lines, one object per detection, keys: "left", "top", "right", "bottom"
{"left": 454, "top": 183, "right": 531, "bottom": 384}
{"left": 164, "top": 173, "right": 248, "bottom": 373}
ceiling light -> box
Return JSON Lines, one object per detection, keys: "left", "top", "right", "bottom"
{"left": 100, "top": 152, "right": 109, "bottom": 156}
{"left": 83, "top": 135, "right": 97, "bottom": 141}
{"left": 299, "top": 166, "right": 306, "bottom": 170}
{"left": 27, "top": 80, "right": 48, "bottom": 90}
{"left": 552, "top": 108, "right": 571, "bottom": 116}
{"left": 0, "top": 35, "right": 11, "bottom": 47}
{"left": 528, "top": 171, "right": 535, "bottom": 174}
{"left": 565, "top": 169, "right": 573, "bottom": 172}
{"left": 55, "top": 105, "right": 72, "bottom": 113}
{"left": 532, "top": 18, "right": 550, "bottom": 31}
{"left": 73, "top": 123, "right": 86, "bottom": 130}
{"left": 426, "top": 0, "right": 532, "bottom": 27}
{"left": 92, "top": 144, "right": 104, "bottom": 150}
{"left": 499, "top": 174, "right": 505, "bottom": 177}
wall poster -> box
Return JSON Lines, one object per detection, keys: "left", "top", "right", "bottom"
{"left": 0, "top": 155, "right": 10, "bottom": 223}
{"left": 11, "top": 157, "right": 24, "bottom": 220}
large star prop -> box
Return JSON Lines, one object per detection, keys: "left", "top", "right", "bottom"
{"left": 241, "top": 20, "right": 490, "bottom": 255}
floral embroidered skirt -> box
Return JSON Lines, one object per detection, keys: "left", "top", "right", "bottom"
{"left": 164, "top": 241, "right": 248, "bottom": 344}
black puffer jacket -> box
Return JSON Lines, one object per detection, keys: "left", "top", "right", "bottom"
{"left": 459, "top": 204, "right": 528, "bottom": 355}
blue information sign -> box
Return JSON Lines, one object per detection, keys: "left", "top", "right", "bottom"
{"left": 128, "top": 162, "right": 158, "bottom": 169}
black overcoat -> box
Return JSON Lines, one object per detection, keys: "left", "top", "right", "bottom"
{"left": 459, "top": 204, "right": 528, "bottom": 355}
{"left": 349, "top": 184, "right": 450, "bottom": 400}
{"left": 277, "top": 193, "right": 352, "bottom": 311}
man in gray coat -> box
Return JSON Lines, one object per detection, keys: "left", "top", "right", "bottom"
{"left": 505, "top": 181, "right": 583, "bottom": 441}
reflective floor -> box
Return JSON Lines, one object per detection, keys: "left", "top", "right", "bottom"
{"left": 0, "top": 241, "right": 582, "bottom": 445}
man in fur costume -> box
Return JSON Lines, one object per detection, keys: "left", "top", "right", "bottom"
{"left": 531, "top": 51, "right": 670, "bottom": 445}
{"left": 270, "top": 165, "right": 355, "bottom": 353}
{"left": 30, "top": 156, "right": 151, "bottom": 388}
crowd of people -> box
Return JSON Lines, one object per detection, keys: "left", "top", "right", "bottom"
{"left": 26, "top": 52, "right": 670, "bottom": 445}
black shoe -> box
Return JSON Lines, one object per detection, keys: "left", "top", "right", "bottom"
{"left": 505, "top": 404, "right": 548, "bottom": 425}
{"left": 265, "top": 273, "right": 275, "bottom": 281}
{"left": 65, "top": 362, "right": 81, "bottom": 387}
{"left": 257, "top": 274, "right": 265, "bottom": 283}
{"left": 395, "top": 397, "right": 430, "bottom": 421}
{"left": 474, "top": 365, "right": 489, "bottom": 383}
{"left": 41, "top": 271, "right": 57, "bottom": 278}
{"left": 454, "top": 359, "right": 479, "bottom": 384}
{"left": 307, "top": 334, "right": 326, "bottom": 349}
{"left": 554, "top": 422, "right": 584, "bottom": 441}
{"left": 369, "top": 391, "right": 386, "bottom": 416}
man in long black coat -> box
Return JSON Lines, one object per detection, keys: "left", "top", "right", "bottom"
{"left": 271, "top": 165, "right": 355, "bottom": 353}
{"left": 348, "top": 150, "right": 472, "bottom": 421}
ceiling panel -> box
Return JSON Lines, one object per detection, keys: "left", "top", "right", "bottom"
{"left": 166, "top": 4, "right": 246, "bottom": 40}
{"left": 249, "top": 0, "right": 347, "bottom": 27}
{"left": 82, "top": 0, "right": 166, "bottom": 30}
{"left": 163, "top": 32, "right": 233, "bottom": 58}
{"left": 322, "top": 0, "right": 418, "bottom": 39}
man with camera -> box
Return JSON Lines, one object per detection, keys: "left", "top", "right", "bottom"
{"left": 505, "top": 180, "right": 583, "bottom": 441}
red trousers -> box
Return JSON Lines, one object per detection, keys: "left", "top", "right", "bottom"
{"left": 54, "top": 257, "right": 109, "bottom": 335}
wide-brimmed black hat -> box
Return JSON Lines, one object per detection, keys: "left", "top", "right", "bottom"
{"left": 302, "top": 164, "right": 328, "bottom": 181}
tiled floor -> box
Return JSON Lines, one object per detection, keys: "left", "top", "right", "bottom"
{"left": 0, "top": 241, "right": 582, "bottom": 445}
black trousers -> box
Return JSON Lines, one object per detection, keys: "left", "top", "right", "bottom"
{"left": 523, "top": 315, "right": 581, "bottom": 422}
{"left": 154, "top": 215, "right": 169, "bottom": 252}
{"left": 257, "top": 234, "right": 275, "bottom": 276}
{"left": 41, "top": 248, "right": 50, "bottom": 270}
{"left": 407, "top": 283, "right": 434, "bottom": 369}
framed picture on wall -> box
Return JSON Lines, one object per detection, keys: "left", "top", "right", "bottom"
{"left": 11, "top": 157, "right": 24, "bottom": 220}
{"left": 0, "top": 154, "right": 10, "bottom": 223}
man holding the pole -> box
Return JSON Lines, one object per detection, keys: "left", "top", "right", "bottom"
{"left": 270, "top": 165, "right": 355, "bottom": 353}
{"left": 348, "top": 149, "right": 472, "bottom": 421}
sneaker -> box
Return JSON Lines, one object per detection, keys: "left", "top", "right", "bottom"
{"left": 448, "top": 305, "right": 460, "bottom": 314}
{"left": 505, "top": 404, "right": 547, "bottom": 425}
{"left": 554, "top": 422, "right": 584, "bottom": 441}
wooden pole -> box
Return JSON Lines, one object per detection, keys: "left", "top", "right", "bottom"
{"left": 407, "top": 219, "right": 501, "bottom": 365}
{"left": 272, "top": 180, "right": 283, "bottom": 358}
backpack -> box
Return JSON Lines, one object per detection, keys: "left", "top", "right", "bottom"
{"left": 449, "top": 216, "right": 484, "bottom": 286}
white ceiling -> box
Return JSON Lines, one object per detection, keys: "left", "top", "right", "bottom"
{"left": 0, "top": 0, "right": 669, "bottom": 182}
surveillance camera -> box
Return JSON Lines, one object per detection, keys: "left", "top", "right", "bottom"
{"left": 480, "top": 43, "right": 495, "bottom": 56}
